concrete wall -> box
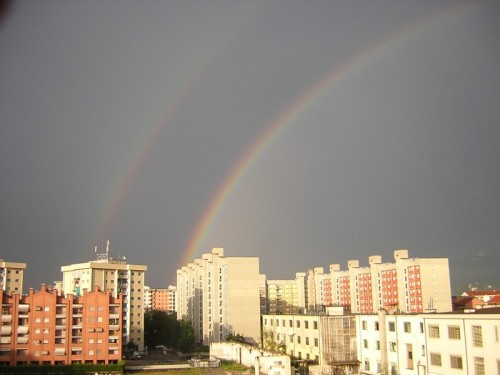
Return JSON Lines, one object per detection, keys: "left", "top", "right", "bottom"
{"left": 210, "top": 342, "right": 291, "bottom": 375}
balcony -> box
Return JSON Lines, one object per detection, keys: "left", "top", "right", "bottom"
{"left": 1, "top": 326, "right": 12, "bottom": 335}
{"left": 17, "top": 326, "right": 28, "bottom": 334}
{"left": 1, "top": 315, "right": 12, "bottom": 323}
{"left": 0, "top": 336, "right": 11, "bottom": 344}
{"left": 17, "top": 337, "right": 28, "bottom": 344}
{"left": 18, "top": 304, "right": 29, "bottom": 313}
{"left": 55, "top": 348, "right": 66, "bottom": 356}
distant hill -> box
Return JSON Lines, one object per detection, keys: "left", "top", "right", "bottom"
{"left": 449, "top": 253, "right": 500, "bottom": 295}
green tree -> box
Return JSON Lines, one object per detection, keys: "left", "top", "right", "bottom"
{"left": 177, "top": 319, "right": 195, "bottom": 353}
{"left": 262, "top": 330, "right": 287, "bottom": 353}
{"left": 144, "top": 310, "right": 179, "bottom": 350}
{"left": 225, "top": 332, "right": 248, "bottom": 344}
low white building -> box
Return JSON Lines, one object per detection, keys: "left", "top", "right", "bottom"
{"left": 357, "top": 309, "right": 500, "bottom": 375}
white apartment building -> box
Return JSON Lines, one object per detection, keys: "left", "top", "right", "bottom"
{"left": 319, "top": 250, "right": 452, "bottom": 314}
{"left": 423, "top": 311, "right": 500, "bottom": 375}
{"left": 357, "top": 309, "right": 500, "bottom": 375}
{"left": 60, "top": 247, "right": 147, "bottom": 350}
{"left": 0, "top": 258, "right": 26, "bottom": 294}
{"left": 357, "top": 313, "right": 426, "bottom": 375}
{"left": 176, "top": 248, "right": 260, "bottom": 345}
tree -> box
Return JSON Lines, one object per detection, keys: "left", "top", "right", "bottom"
{"left": 144, "top": 310, "right": 179, "bottom": 350}
{"left": 225, "top": 332, "right": 248, "bottom": 344}
{"left": 177, "top": 320, "right": 195, "bottom": 353}
{"left": 262, "top": 330, "right": 287, "bottom": 353}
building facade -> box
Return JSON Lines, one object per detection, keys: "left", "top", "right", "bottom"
{"left": 0, "top": 258, "right": 26, "bottom": 294}
{"left": 0, "top": 284, "right": 122, "bottom": 366}
{"left": 176, "top": 248, "right": 260, "bottom": 345}
{"left": 265, "top": 273, "right": 306, "bottom": 315}
{"left": 318, "top": 250, "right": 452, "bottom": 314}
{"left": 357, "top": 309, "right": 500, "bottom": 375}
{"left": 144, "top": 286, "right": 176, "bottom": 313}
{"left": 60, "top": 250, "right": 147, "bottom": 350}
{"left": 262, "top": 312, "right": 358, "bottom": 373}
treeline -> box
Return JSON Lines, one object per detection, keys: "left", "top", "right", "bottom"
{"left": 143, "top": 310, "right": 195, "bottom": 353}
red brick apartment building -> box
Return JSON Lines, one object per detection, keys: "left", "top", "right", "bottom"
{"left": 0, "top": 284, "right": 122, "bottom": 366}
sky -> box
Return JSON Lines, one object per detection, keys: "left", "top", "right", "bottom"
{"left": 1, "top": 0, "right": 499, "bottom": 291}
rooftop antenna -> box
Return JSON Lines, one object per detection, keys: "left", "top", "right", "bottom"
{"left": 106, "top": 239, "right": 110, "bottom": 260}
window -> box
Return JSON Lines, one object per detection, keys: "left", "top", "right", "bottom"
{"left": 375, "top": 322, "right": 379, "bottom": 331}
{"left": 376, "top": 340, "right": 380, "bottom": 350}
{"left": 296, "top": 321, "right": 300, "bottom": 328}
{"left": 450, "top": 355, "right": 463, "bottom": 369}
{"left": 289, "top": 320, "right": 292, "bottom": 327}
{"left": 448, "top": 326, "right": 461, "bottom": 339}
{"left": 429, "top": 325, "right": 440, "bottom": 338}
{"left": 363, "top": 339, "right": 368, "bottom": 349}
{"left": 420, "top": 322, "right": 424, "bottom": 333}
{"left": 474, "top": 357, "right": 485, "bottom": 375}
{"left": 430, "top": 353, "right": 441, "bottom": 366}
{"left": 388, "top": 322, "right": 395, "bottom": 332}
{"left": 305, "top": 321, "right": 309, "bottom": 329}
{"left": 404, "top": 322, "right": 411, "bottom": 333}
{"left": 362, "top": 320, "right": 367, "bottom": 330}
{"left": 297, "top": 336, "right": 301, "bottom": 344}
{"left": 472, "top": 326, "right": 483, "bottom": 347}
{"left": 314, "top": 338, "right": 318, "bottom": 347}
{"left": 305, "top": 337, "right": 309, "bottom": 345}
{"left": 313, "top": 321, "right": 318, "bottom": 329}
{"left": 389, "top": 342, "right": 397, "bottom": 352}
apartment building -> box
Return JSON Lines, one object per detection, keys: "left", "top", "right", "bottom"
{"left": 262, "top": 314, "right": 321, "bottom": 362}
{"left": 144, "top": 286, "right": 176, "bottom": 313}
{"left": 60, "top": 249, "right": 147, "bottom": 350}
{"left": 0, "top": 257, "right": 26, "bottom": 294}
{"left": 357, "top": 309, "right": 500, "bottom": 375}
{"left": 0, "top": 284, "right": 122, "bottom": 366}
{"left": 176, "top": 248, "right": 260, "bottom": 345}
{"left": 423, "top": 310, "right": 500, "bottom": 375}
{"left": 319, "top": 250, "right": 452, "bottom": 313}
{"left": 265, "top": 273, "right": 306, "bottom": 315}
{"left": 262, "top": 312, "right": 358, "bottom": 374}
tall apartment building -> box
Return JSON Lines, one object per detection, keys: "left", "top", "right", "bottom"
{"left": 60, "top": 248, "right": 147, "bottom": 350}
{"left": 265, "top": 273, "right": 306, "bottom": 315}
{"left": 0, "top": 284, "right": 122, "bottom": 366}
{"left": 0, "top": 258, "right": 26, "bottom": 294}
{"left": 144, "top": 286, "right": 176, "bottom": 313}
{"left": 318, "top": 249, "right": 452, "bottom": 313}
{"left": 176, "top": 248, "right": 260, "bottom": 345}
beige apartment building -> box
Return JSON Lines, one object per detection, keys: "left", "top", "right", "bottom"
{"left": 265, "top": 273, "right": 306, "bottom": 315}
{"left": 60, "top": 247, "right": 147, "bottom": 350}
{"left": 317, "top": 249, "right": 452, "bottom": 313}
{"left": 0, "top": 258, "right": 26, "bottom": 294}
{"left": 176, "top": 248, "right": 260, "bottom": 345}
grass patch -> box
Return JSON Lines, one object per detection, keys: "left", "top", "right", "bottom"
{"left": 131, "top": 370, "right": 204, "bottom": 375}
{"left": 221, "top": 360, "right": 248, "bottom": 371}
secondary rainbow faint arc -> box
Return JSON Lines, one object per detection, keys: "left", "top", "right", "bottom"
{"left": 180, "top": 1, "right": 473, "bottom": 268}
{"left": 96, "top": 6, "right": 263, "bottom": 243}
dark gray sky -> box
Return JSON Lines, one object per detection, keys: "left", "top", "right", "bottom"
{"left": 1, "top": 0, "right": 499, "bottom": 291}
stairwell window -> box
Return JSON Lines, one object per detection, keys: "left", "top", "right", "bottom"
{"left": 472, "top": 326, "right": 483, "bottom": 347}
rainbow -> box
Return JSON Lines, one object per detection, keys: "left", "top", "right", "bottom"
{"left": 179, "top": 1, "right": 474, "bottom": 268}
{"left": 95, "top": 6, "right": 262, "bottom": 243}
